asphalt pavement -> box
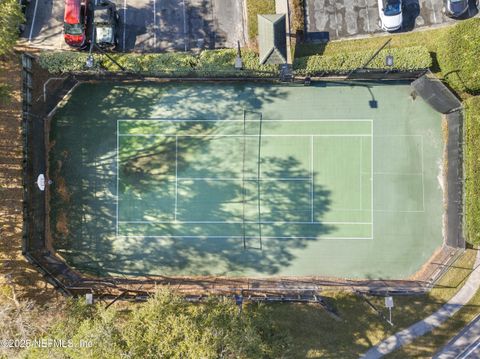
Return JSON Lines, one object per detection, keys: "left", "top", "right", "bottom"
{"left": 305, "top": 0, "right": 479, "bottom": 41}
{"left": 21, "top": 0, "right": 246, "bottom": 52}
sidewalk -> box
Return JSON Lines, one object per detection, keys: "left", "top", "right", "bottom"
{"left": 361, "top": 248, "right": 480, "bottom": 358}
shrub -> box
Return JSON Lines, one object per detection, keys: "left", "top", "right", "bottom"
{"left": 437, "top": 19, "right": 480, "bottom": 94}
{"left": 24, "top": 289, "right": 289, "bottom": 359}
{"left": 38, "top": 50, "right": 279, "bottom": 77}
{"left": 464, "top": 96, "right": 480, "bottom": 245}
{"left": 293, "top": 46, "right": 432, "bottom": 75}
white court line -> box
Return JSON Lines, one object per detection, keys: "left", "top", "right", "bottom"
{"left": 118, "top": 118, "right": 374, "bottom": 122}
{"left": 177, "top": 177, "right": 311, "bottom": 181}
{"left": 310, "top": 135, "right": 314, "bottom": 223}
{"left": 360, "top": 137, "right": 363, "bottom": 210}
{"left": 365, "top": 171, "right": 424, "bottom": 176}
{"left": 175, "top": 135, "right": 178, "bottom": 221}
{"left": 28, "top": 0, "right": 40, "bottom": 43}
{"left": 116, "top": 121, "right": 119, "bottom": 236}
{"left": 371, "top": 120, "right": 374, "bottom": 239}
{"left": 123, "top": 0, "right": 127, "bottom": 50}
{"left": 421, "top": 135, "right": 425, "bottom": 211}
{"left": 116, "top": 235, "right": 373, "bottom": 240}
{"left": 119, "top": 220, "right": 373, "bottom": 225}
{"left": 119, "top": 134, "right": 373, "bottom": 138}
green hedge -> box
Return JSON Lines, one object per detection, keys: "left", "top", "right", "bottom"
{"left": 465, "top": 96, "right": 480, "bottom": 245}
{"left": 437, "top": 19, "right": 480, "bottom": 94}
{"left": 38, "top": 50, "right": 278, "bottom": 77}
{"left": 293, "top": 46, "right": 432, "bottom": 75}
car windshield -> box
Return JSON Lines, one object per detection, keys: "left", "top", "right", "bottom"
{"left": 64, "top": 23, "right": 83, "bottom": 36}
{"left": 384, "top": 0, "right": 401, "bottom": 15}
{"left": 450, "top": 0, "right": 464, "bottom": 3}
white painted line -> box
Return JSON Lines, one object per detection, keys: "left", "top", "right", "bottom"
{"left": 364, "top": 0, "right": 371, "bottom": 32}
{"left": 177, "top": 177, "right": 311, "bottom": 181}
{"left": 182, "top": 0, "right": 187, "bottom": 51}
{"left": 120, "top": 220, "right": 373, "bottom": 225}
{"left": 153, "top": 0, "right": 157, "bottom": 48}
{"left": 116, "top": 235, "right": 374, "bottom": 240}
{"left": 311, "top": 135, "right": 314, "bottom": 222}
{"left": 360, "top": 137, "right": 363, "bottom": 209}
{"left": 28, "top": 0, "right": 40, "bottom": 43}
{"left": 175, "top": 135, "right": 178, "bottom": 221}
{"left": 364, "top": 171, "right": 424, "bottom": 176}
{"left": 421, "top": 135, "right": 425, "bottom": 211}
{"left": 123, "top": 0, "right": 127, "bottom": 51}
{"left": 371, "top": 120, "right": 374, "bottom": 239}
{"left": 116, "top": 120, "right": 119, "bottom": 236}
{"left": 119, "top": 134, "right": 373, "bottom": 138}
{"left": 118, "top": 118, "right": 374, "bottom": 123}
{"left": 430, "top": 0, "right": 438, "bottom": 23}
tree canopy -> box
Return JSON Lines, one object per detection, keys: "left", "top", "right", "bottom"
{"left": 0, "top": 0, "right": 24, "bottom": 57}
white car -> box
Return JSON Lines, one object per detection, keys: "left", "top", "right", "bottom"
{"left": 378, "top": 0, "right": 403, "bottom": 32}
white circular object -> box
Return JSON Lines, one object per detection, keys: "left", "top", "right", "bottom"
{"left": 37, "top": 174, "right": 45, "bottom": 191}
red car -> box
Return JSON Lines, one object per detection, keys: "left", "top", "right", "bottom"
{"left": 64, "top": 0, "right": 88, "bottom": 47}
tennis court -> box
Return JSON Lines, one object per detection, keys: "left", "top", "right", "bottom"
{"left": 49, "top": 82, "right": 444, "bottom": 278}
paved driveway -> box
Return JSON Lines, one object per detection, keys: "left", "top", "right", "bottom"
{"left": 21, "top": 0, "right": 245, "bottom": 52}
{"left": 305, "top": 0, "right": 479, "bottom": 41}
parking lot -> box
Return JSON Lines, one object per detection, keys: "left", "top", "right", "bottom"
{"left": 22, "top": 0, "right": 246, "bottom": 52}
{"left": 305, "top": 0, "right": 479, "bottom": 41}
{"left": 21, "top": 0, "right": 479, "bottom": 51}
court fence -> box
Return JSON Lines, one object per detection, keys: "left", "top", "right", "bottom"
{"left": 21, "top": 54, "right": 465, "bottom": 300}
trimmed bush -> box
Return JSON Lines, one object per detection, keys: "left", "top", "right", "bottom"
{"left": 437, "top": 19, "right": 480, "bottom": 94}
{"left": 38, "top": 50, "right": 278, "bottom": 77}
{"left": 465, "top": 96, "right": 480, "bottom": 245}
{"left": 293, "top": 46, "right": 432, "bottom": 75}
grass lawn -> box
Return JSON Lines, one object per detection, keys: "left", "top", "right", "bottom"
{"left": 246, "top": 0, "right": 276, "bottom": 40}
{"left": 465, "top": 97, "right": 480, "bottom": 245}
{"left": 295, "top": 26, "right": 450, "bottom": 74}
{"left": 268, "top": 248, "right": 478, "bottom": 358}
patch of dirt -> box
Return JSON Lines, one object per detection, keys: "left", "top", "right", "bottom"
{"left": 55, "top": 211, "right": 69, "bottom": 237}
{"left": 0, "top": 54, "right": 61, "bottom": 304}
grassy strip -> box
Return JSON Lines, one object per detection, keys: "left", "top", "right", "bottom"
{"left": 388, "top": 249, "right": 480, "bottom": 358}
{"left": 465, "top": 97, "right": 480, "bottom": 245}
{"left": 295, "top": 27, "right": 450, "bottom": 60}
{"left": 294, "top": 46, "right": 431, "bottom": 75}
{"left": 437, "top": 19, "right": 480, "bottom": 94}
{"left": 270, "top": 248, "right": 478, "bottom": 358}
{"left": 38, "top": 49, "right": 279, "bottom": 77}
{"left": 246, "top": 0, "right": 276, "bottom": 40}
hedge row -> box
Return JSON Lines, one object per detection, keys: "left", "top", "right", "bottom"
{"left": 464, "top": 96, "right": 480, "bottom": 245}
{"left": 293, "top": 46, "right": 432, "bottom": 75}
{"left": 437, "top": 18, "right": 480, "bottom": 94}
{"left": 38, "top": 49, "right": 279, "bottom": 77}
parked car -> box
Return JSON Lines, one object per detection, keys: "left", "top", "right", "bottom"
{"left": 92, "top": 1, "right": 119, "bottom": 50}
{"left": 378, "top": 0, "right": 403, "bottom": 32}
{"left": 443, "top": 0, "right": 469, "bottom": 17}
{"left": 64, "top": 0, "right": 88, "bottom": 48}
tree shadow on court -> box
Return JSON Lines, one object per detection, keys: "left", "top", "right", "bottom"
{"left": 49, "top": 82, "right": 298, "bottom": 276}
{"left": 111, "top": 124, "right": 335, "bottom": 276}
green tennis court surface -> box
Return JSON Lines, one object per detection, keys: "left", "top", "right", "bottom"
{"left": 50, "top": 82, "right": 443, "bottom": 278}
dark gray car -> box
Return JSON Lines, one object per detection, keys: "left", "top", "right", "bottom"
{"left": 443, "top": 0, "right": 469, "bottom": 17}
{"left": 92, "top": 1, "right": 119, "bottom": 49}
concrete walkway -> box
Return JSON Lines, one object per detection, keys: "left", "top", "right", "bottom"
{"left": 361, "top": 249, "right": 480, "bottom": 359}
{"left": 434, "top": 314, "right": 480, "bottom": 358}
